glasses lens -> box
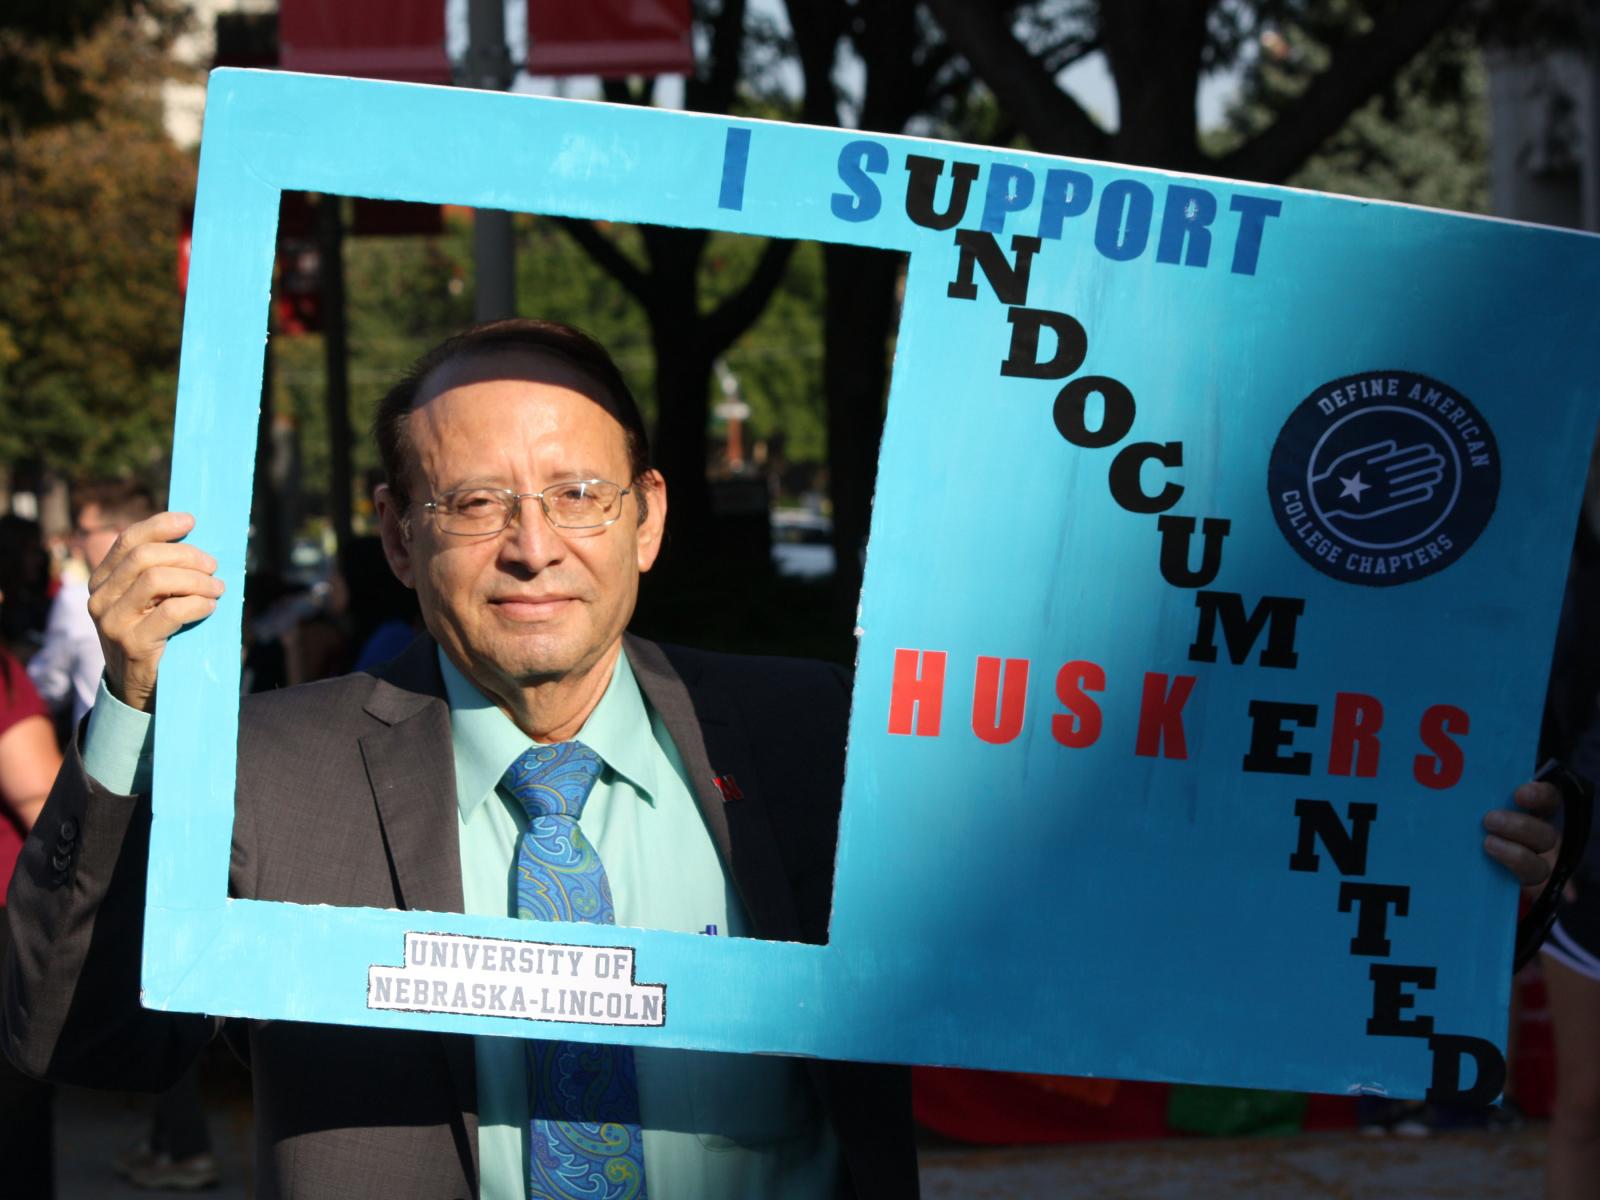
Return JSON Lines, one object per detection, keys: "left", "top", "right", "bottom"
{"left": 435, "top": 489, "right": 513, "bottom": 534}
{"left": 543, "top": 480, "right": 622, "bottom": 529}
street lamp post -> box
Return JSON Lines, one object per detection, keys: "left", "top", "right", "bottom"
{"left": 459, "top": 0, "right": 517, "bottom": 320}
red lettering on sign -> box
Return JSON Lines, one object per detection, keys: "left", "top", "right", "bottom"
{"left": 1052, "top": 660, "right": 1105, "bottom": 748}
{"left": 972, "top": 656, "right": 1030, "bottom": 745}
{"left": 888, "top": 648, "right": 947, "bottom": 737}
{"left": 1135, "top": 672, "right": 1196, "bottom": 759}
{"left": 1413, "top": 704, "right": 1468, "bottom": 789}
{"left": 1330, "top": 691, "right": 1383, "bottom": 778}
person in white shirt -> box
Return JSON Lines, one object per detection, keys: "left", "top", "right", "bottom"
{"left": 27, "top": 481, "right": 154, "bottom": 724}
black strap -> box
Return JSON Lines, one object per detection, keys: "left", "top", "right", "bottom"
{"left": 1513, "top": 759, "right": 1594, "bottom": 973}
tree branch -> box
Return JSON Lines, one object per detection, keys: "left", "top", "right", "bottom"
{"left": 921, "top": 0, "right": 1110, "bottom": 158}
{"left": 1218, "top": 0, "right": 1471, "bottom": 182}
{"left": 552, "top": 217, "right": 652, "bottom": 307}
{"left": 704, "top": 236, "right": 797, "bottom": 353}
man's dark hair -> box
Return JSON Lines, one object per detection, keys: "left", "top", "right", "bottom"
{"left": 374, "top": 318, "right": 651, "bottom": 512}
{"left": 74, "top": 479, "right": 156, "bottom": 528}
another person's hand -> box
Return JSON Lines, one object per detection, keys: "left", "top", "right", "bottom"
{"left": 87, "top": 512, "right": 224, "bottom": 713}
{"left": 1482, "top": 780, "right": 1562, "bottom": 887}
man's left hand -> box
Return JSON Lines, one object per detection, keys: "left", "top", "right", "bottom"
{"left": 1483, "top": 781, "right": 1562, "bottom": 887}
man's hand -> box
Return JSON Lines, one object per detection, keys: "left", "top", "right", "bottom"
{"left": 1483, "top": 781, "right": 1562, "bottom": 887}
{"left": 87, "top": 512, "right": 224, "bottom": 713}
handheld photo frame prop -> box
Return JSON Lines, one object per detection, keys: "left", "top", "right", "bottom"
{"left": 153, "top": 68, "right": 1600, "bottom": 1101}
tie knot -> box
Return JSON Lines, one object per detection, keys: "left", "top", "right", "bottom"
{"left": 502, "top": 741, "right": 605, "bottom": 820}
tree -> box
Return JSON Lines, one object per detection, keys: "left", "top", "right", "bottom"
{"left": 785, "top": 0, "right": 989, "bottom": 613}
{"left": 921, "top": 0, "right": 1498, "bottom": 181}
{"left": 553, "top": 0, "right": 797, "bottom": 559}
{"left": 1, "top": 0, "right": 188, "bottom": 135}
{"left": 1230, "top": 22, "right": 1492, "bottom": 212}
{"left": 0, "top": 3, "right": 193, "bottom": 479}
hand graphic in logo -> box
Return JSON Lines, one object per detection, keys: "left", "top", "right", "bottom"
{"left": 1310, "top": 439, "right": 1447, "bottom": 524}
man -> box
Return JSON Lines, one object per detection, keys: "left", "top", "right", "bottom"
{"left": 3, "top": 320, "right": 914, "bottom": 1199}
{"left": 1, "top": 319, "right": 1560, "bottom": 1198}
{"left": 27, "top": 480, "right": 155, "bottom": 724}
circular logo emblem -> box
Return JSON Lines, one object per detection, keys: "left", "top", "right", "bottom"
{"left": 1267, "top": 371, "right": 1499, "bottom": 586}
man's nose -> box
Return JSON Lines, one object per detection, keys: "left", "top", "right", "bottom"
{"left": 499, "top": 497, "right": 565, "bottom": 569}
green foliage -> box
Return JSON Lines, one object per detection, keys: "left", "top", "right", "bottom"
{"left": 1291, "top": 33, "right": 1489, "bottom": 212}
{"left": 517, "top": 217, "right": 656, "bottom": 418}
{"left": 273, "top": 207, "right": 474, "bottom": 521}
{"left": 0, "top": 0, "right": 190, "bottom": 135}
{"left": 1218, "top": 22, "right": 1489, "bottom": 212}
{"left": 273, "top": 207, "right": 830, "bottom": 528}
{"left": 699, "top": 235, "right": 827, "bottom": 464}
{"left": 0, "top": 8, "right": 192, "bottom": 478}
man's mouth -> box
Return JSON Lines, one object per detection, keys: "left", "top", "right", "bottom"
{"left": 489, "top": 595, "right": 576, "bottom": 621}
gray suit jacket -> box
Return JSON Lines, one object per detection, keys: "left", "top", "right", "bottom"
{"left": 2, "top": 634, "right": 917, "bottom": 1199}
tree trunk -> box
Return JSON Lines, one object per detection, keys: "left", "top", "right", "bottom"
{"left": 1101, "top": 0, "right": 1206, "bottom": 170}
{"left": 649, "top": 316, "right": 715, "bottom": 561}
{"left": 317, "top": 193, "right": 353, "bottom": 577}
{"left": 824, "top": 243, "right": 902, "bottom": 617}
{"left": 632, "top": 225, "right": 712, "bottom": 563}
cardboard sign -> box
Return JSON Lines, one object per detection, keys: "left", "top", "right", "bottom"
{"left": 152, "top": 68, "right": 1600, "bottom": 1100}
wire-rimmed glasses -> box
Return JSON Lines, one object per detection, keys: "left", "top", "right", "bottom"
{"left": 422, "top": 480, "right": 632, "bottom": 535}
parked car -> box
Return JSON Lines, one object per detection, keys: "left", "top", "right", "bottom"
{"left": 771, "top": 509, "right": 835, "bottom": 579}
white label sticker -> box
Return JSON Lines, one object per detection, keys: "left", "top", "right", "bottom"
{"left": 368, "top": 932, "right": 666, "bottom": 1027}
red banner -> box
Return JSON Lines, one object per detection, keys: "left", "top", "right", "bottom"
{"left": 527, "top": 0, "right": 693, "bottom": 77}
{"left": 278, "top": 0, "right": 449, "bottom": 83}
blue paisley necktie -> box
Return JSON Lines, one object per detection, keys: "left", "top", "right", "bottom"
{"left": 503, "top": 742, "right": 648, "bottom": 1200}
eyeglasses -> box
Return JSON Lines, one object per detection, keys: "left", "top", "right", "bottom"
{"left": 422, "top": 481, "right": 632, "bottom": 535}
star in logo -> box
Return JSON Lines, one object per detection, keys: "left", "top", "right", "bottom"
{"left": 1338, "top": 472, "right": 1371, "bottom": 503}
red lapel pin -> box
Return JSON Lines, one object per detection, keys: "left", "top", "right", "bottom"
{"left": 712, "top": 774, "right": 744, "bottom": 802}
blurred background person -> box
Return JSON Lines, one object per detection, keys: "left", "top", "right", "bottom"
{"left": 1537, "top": 465, "right": 1600, "bottom": 1200}
{"left": 0, "top": 588, "right": 65, "bottom": 1198}
{"left": 27, "top": 481, "right": 154, "bottom": 726}
{"left": 0, "top": 514, "right": 53, "bottom": 663}
{"left": 346, "top": 534, "right": 422, "bottom": 671}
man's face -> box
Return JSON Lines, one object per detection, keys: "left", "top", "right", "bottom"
{"left": 376, "top": 349, "right": 665, "bottom": 700}
{"left": 75, "top": 503, "right": 122, "bottom": 571}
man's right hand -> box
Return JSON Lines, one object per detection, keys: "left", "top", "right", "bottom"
{"left": 87, "top": 511, "right": 224, "bottom": 713}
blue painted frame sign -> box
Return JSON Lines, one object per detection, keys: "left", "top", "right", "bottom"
{"left": 153, "top": 68, "right": 1600, "bottom": 1101}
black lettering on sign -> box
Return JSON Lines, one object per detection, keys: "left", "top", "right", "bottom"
{"left": 947, "top": 231, "right": 1041, "bottom": 304}
{"left": 1242, "top": 701, "right": 1317, "bottom": 775}
{"left": 1337, "top": 882, "right": 1410, "bottom": 956}
{"left": 1109, "top": 442, "right": 1185, "bottom": 514}
{"left": 1366, "top": 963, "right": 1436, "bottom": 1038}
{"left": 1000, "top": 308, "right": 1088, "bottom": 380}
{"left": 1053, "top": 375, "right": 1136, "bottom": 449}
{"left": 1288, "top": 799, "right": 1377, "bottom": 875}
{"left": 1425, "top": 1034, "right": 1507, "bottom": 1107}
{"left": 1156, "top": 516, "right": 1231, "bottom": 588}
{"left": 904, "top": 154, "right": 979, "bottom": 230}
{"left": 1188, "top": 591, "right": 1304, "bottom": 669}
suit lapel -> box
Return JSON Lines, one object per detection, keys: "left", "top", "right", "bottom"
{"left": 357, "top": 636, "right": 478, "bottom": 1171}
{"left": 359, "top": 637, "right": 464, "bottom": 916}
{"left": 624, "top": 634, "right": 805, "bottom": 943}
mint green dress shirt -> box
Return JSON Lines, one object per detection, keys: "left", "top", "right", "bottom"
{"left": 82, "top": 648, "right": 841, "bottom": 1200}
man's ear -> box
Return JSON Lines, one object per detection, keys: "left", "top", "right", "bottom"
{"left": 374, "top": 483, "right": 417, "bottom": 588}
{"left": 634, "top": 469, "right": 667, "bottom": 574}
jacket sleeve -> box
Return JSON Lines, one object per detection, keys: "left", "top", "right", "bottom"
{"left": 1, "top": 731, "right": 216, "bottom": 1090}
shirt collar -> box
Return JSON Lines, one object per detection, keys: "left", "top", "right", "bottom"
{"left": 437, "top": 646, "right": 662, "bottom": 820}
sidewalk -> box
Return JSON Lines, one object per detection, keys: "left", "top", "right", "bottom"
{"left": 56, "top": 1085, "right": 1546, "bottom": 1199}
{"left": 919, "top": 1128, "right": 1547, "bottom": 1199}
{"left": 57, "top": 1088, "right": 251, "bottom": 1200}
